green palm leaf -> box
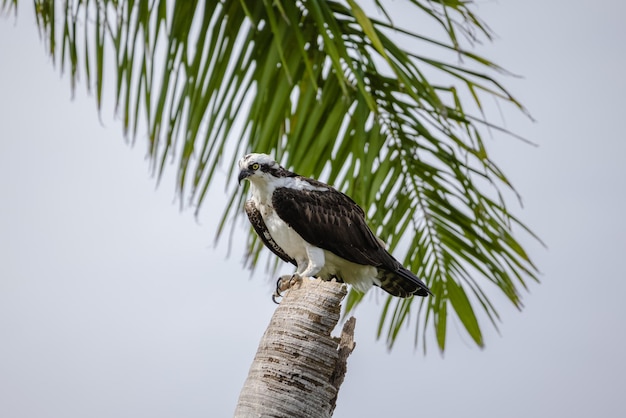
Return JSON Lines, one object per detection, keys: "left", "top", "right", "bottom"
{"left": 4, "top": 0, "right": 540, "bottom": 352}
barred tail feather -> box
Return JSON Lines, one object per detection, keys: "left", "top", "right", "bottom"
{"left": 377, "top": 267, "right": 431, "bottom": 298}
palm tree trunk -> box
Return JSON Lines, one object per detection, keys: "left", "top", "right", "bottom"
{"left": 234, "top": 278, "right": 356, "bottom": 418}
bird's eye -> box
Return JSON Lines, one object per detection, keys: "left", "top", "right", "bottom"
{"left": 250, "top": 163, "right": 260, "bottom": 170}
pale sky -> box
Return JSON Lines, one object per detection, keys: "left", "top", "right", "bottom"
{"left": 1, "top": 1, "right": 625, "bottom": 417}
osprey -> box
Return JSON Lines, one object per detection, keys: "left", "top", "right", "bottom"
{"left": 238, "top": 153, "right": 431, "bottom": 299}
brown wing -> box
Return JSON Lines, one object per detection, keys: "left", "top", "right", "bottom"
{"left": 272, "top": 185, "right": 431, "bottom": 297}
{"left": 271, "top": 186, "right": 396, "bottom": 267}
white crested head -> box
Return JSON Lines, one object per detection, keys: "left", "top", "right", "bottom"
{"left": 237, "top": 153, "right": 293, "bottom": 189}
{"left": 238, "top": 153, "right": 329, "bottom": 200}
{"left": 238, "top": 153, "right": 280, "bottom": 171}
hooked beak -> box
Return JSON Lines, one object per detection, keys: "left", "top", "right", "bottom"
{"left": 238, "top": 169, "right": 252, "bottom": 185}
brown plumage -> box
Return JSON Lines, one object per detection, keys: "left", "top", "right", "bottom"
{"left": 239, "top": 153, "right": 431, "bottom": 298}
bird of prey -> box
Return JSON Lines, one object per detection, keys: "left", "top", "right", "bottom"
{"left": 238, "top": 153, "right": 431, "bottom": 299}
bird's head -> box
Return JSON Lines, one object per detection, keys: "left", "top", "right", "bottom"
{"left": 237, "top": 153, "right": 286, "bottom": 185}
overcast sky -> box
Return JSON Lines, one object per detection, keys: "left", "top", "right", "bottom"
{"left": 1, "top": 1, "right": 625, "bottom": 417}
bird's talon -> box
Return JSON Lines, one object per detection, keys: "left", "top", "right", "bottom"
{"left": 271, "top": 274, "right": 304, "bottom": 303}
{"left": 277, "top": 274, "right": 296, "bottom": 293}
{"left": 271, "top": 274, "right": 293, "bottom": 304}
{"left": 289, "top": 273, "right": 303, "bottom": 288}
{"left": 274, "top": 276, "right": 286, "bottom": 296}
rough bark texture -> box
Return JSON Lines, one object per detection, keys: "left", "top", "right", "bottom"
{"left": 234, "top": 278, "right": 356, "bottom": 418}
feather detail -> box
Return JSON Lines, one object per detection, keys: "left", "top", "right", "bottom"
{"left": 245, "top": 200, "right": 297, "bottom": 265}
{"left": 239, "top": 153, "right": 430, "bottom": 298}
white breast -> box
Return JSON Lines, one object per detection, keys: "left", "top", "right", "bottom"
{"left": 249, "top": 180, "right": 380, "bottom": 294}
{"left": 260, "top": 204, "right": 309, "bottom": 263}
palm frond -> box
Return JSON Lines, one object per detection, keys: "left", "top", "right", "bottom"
{"left": 21, "top": 0, "right": 540, "bottom": 351}
{"left": 1, "top": 0, "right": 16, "bottom": 13}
